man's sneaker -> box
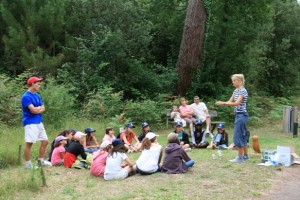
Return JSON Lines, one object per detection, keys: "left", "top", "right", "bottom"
{"left": 25, "top": 163, "right": 39, "bottom": 170}
{"left": 243, "top": 155, "right": 250, "bottom": 161}
{"left": 40, "top": 160, "right": 52, "bottom": 167}
{"left": 185, "top": 148, "right": 191, "bottom": 152}
{"left": 229, "top": 157, "right": 244, "bottom": 163}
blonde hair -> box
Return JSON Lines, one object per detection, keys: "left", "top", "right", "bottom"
{"left": 231, "top": 74, "right": 245, "bottom": 86}
{"left": 179, "top": 97, "right": 186, "bottom": 104}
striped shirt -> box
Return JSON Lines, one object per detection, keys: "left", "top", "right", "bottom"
{"left": 233, "top": 87, "right": 248, "bottom": 113}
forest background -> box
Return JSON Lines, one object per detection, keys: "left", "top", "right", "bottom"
{"left": 0, "top": 0, "right": 300, "bottom": 168}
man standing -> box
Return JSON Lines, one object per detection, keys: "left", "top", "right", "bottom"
{"left": 191, "top": 96, "right": 211, "bottom": 134}
{"left": 21, "top": 76, "right": 51, "bottom": 169}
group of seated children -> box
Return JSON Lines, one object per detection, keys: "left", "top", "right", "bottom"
{"left": 48, "top": 122, "right": 196, "bottom": 180}
{"left": 48, "top": 120, "right": 230, "bottom": 181}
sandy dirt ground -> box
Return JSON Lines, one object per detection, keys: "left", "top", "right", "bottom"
{"left": 260, "top": 164, "right": 300, "bottom": 200}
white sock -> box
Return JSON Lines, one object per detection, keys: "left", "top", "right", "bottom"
{"left": 38, "top": 158, "right": 44, "bottom": 162}
{"left": 25, "top": 160, "right": 31, "bottom": 165}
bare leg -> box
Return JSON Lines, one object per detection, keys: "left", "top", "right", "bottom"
{"left": 237, "top": 147, "right": 244, "bottom": 157}
{"left": 189, "top": 122, "right": 193, "bottom": 135}
{"left": 206, "top": 117, "right": 211, "bottom": 131}
{"left": 24, "top": 142, "right": 33, "bottom": 161}
{"left": 183, "top": 144, "right": 190, "bottom": 149}
{"left": 243, "top": 145, "right": 248, "bottom": 155}
{"left": 39, "top": 140, "right": 49, "bottom": 159}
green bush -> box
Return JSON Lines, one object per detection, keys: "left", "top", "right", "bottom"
{"left": 40, "top": 77, "right": 76, "bottom": 129}
{"left": 124, "top": 99, "right": 163, "bottom": 127}
{"left": 0, "top": 72, "right": 35, "bottom": 125}
{"left": 82, "top": 86, "right": 123, "bottom": 120}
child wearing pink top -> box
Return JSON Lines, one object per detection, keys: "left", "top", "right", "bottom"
{"left": 102, "top": 127, "right": 116, "bottom": 144}
{"left": 90, "top": 141, "right": 112, "bottom": 177}
{"left": 51, "top": 136, "right": 68, "bottom": 166}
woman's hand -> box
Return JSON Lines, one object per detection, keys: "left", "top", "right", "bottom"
{"left": 215, "top": 101, "right": 225, "bottom": 106}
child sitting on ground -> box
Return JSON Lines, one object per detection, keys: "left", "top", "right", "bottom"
{"left": 172, "top": 121, "right": 190, "bottom": 151}
{"left": 51, "top": 136, "right": 68, "bottom": 166}
{"left": 192, "top": 120, "right": 209, "bottom": 148}
{"left": 83, "top": 127, "right": 100, "bottom": 153}
{"left": 161, "top": 132, "right": 194, "bottom": 174}
{"left": 48, "top": 129, "right": 74, "bottom": 162}
{"left": 90, "top": 141, "right": 112, "bottom": 177}
{"left": 102, "top": 127, "right": 116, "bottom": 144}
{"left": 170, "top": 105, "right": 186, "bottom": 127}
{"left": 135, "top": 132, "right": 162, "bottom": 175}
{"left": 64, "top": 132, "right": 87, "bottom": 168}
{"left": 104, "top": 139, "right": 135, "bottom": 180}
{"left": 208, "top": 123, "right": 228, "bottom": 149}
{"left": 138, "top": 122, "right": 154, "bottom": 142}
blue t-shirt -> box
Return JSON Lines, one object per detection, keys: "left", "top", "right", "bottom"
{"left": 21, "top": 91, "right": 43, "bottom": 126}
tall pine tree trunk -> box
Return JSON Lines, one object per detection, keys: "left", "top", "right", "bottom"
{"left": 176, "top": 0, "right": 207, "bottom": 95}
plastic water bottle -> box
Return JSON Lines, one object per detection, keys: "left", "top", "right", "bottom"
{"left": 218, "top": 149, "right": 222, "bottom": 157}
{"left": 212, "top": 153, "right": 216, "bottom": 159}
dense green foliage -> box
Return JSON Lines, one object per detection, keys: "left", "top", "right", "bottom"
{"left": 0, "top": 0, "right": 299, "bottom": 127}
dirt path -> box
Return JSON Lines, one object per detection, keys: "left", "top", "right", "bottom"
{"left": 260, "top": 164, "right": 300, "bottom": 200}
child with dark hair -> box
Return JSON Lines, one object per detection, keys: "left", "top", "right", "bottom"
{"left": 172, "top": 121, "right": 191, "bottom": 151}
{"left": 102, "top": 127, "right": 116, "bottom": 144}
{"left": 192, "top": 120, "right": 209, "bottom": 148}
{"left": 210, "top": 124, "right": 229, "bottom": 149}
{"left": 135, "top": 132, "right": 162, "bottom": 175}
{"left": 51, "top": 136, "right": 68, "bottom": 166}
{"left": 90, "top": 141, "right": 113, "bottom": 177}
{"left": 138, "top": 122, "right": 154, "bottom": 142}
{"left": 48, "top": 129, "right": 74, "bottom": 161}
{"left": 120, "top": 123, "right": 140, "bottom": 152}
{"left": 64, "top": 132, "right": 87, "bottom": 168}
{"left": 104, "top": 139, "right": 135, "bottom": 180}
{"left": 83, "top": 127, "right": 100, "bottom": 153}
{"left": 161, "top": 133, "right": 194, "bottom": 174}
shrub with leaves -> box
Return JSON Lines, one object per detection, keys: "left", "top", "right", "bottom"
{"left": 39, "top": 77, "right": 75, "bottom": 128}
{"left": 82, "top": 87, "right": 123, "bottom": 120}
{"left": 124, "top": 99, "right": 163, "bottom": 127}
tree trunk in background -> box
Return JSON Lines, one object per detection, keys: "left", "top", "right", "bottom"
{"left": 176, "top": 0, "right": 207, "bottom": 96}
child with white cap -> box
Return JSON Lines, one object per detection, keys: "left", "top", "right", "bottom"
{"left": 90, "top": 141, "right": 112, "bottom": 177}
{"left": 51, "top": 135, "right": 68, "bottom": 166}
{"left": 64, "top": 132, "right": 87, "bottom": 168}
{"left": 135, "top": 132, "right": 162, "bottom": 175}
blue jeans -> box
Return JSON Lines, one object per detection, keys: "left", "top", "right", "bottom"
{"left": 184, "top": 160, "right": 195, "bottom": 168}
{"left": 84, "top": 147, "right": 100, "bottom": 153}
{"left": 234, "top": 113, "right": 248, "bottom": 147}
{"left": 136, "top": 165, "right": 161, "bottom": 175}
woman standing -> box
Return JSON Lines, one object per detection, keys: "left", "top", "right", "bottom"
{"left": 215, "top": 74, "right": 249, "bottom": 163}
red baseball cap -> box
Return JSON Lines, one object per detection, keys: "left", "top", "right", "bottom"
{"left": 27, "top": 77, "right": 43, "bottom": 86}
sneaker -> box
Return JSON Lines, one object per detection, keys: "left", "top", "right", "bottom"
{"left": 185, "top": 148, "right": 191, "bottom": 152}
{"left": 218, "top": 145, "right": 228, "bottom": 150}
{"left": 208, "top": 133, "right": 214, "bottom": 139}
{"left": 25, "top": 163, "right": 39, "bottom": 170}
{"left": 229, "top": 157, "right": 244, "bottom": 163}
{"left": 40, "top": 160, "right": 52, "bottom": 167}
{"left": 243, "top": 155, "right": 250, "bottom": 161}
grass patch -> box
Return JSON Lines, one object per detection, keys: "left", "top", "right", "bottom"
{"left": 0, "top": 122, "right": 299, "bottom": 199}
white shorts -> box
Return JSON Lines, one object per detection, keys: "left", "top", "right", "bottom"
{"left": 24, "top": 123, "right": 48, "bottom": 143}
{"left": 104, "top": 169, "right": 129, "bottom": 180}
{"left": 196, "top": 115, "right": 206, "bottom": 122}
